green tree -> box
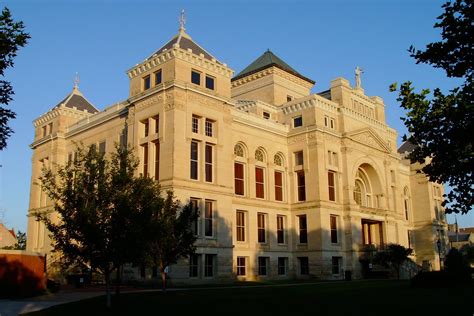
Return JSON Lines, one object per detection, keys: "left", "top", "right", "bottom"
{"left": 373, "top": 243, "right": 413, "bottom": 279}
{"left": 37, "top": 144, "right": 142, "bottom": 308}
{"left": 15, "top": 230, "right": 26, "bottom": 249}
{"left": 0, "top": 7, "right": 29, "bottom": 150}
{"left": 1, "top": 230, "right": 26, "bottom": 250}
{"left": 390, "top": 0, "right": 473, "bottom": 214}
{"left": 145, "top": 191, "right": 198, "bottom": 291}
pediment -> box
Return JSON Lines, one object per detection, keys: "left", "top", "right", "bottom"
{"left": 344, "top": 128, "right": 391, "bottom": 153}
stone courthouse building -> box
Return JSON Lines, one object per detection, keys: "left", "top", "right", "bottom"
{"left": 27, "top": 22, "right": 449, "bottom": 281}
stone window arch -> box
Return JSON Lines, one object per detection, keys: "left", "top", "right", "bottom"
{"left": 353, "top": 168, "right": 373, "bottom": 207}
{"left": 234, "top": 143, "right": 245, "bottom": 157}
{"left": 255, "top": 148, "right": 266, "bottom": 163}
{"left": 273, "top": 153, "right": 285, "bottom": 167}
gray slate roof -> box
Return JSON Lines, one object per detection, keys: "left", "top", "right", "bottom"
{"left": 147, "top": 30, "right": 222, "bottom": 65}
{"left": 397, "top": 139, "right": 417, "bottom": 154}
{"left": 53, "top": 87, "right": 98, "bottom": 114}
{"left": 233, "top": 50, "right": 315, "bottom": 84}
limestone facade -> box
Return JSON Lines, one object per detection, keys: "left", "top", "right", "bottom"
{"left": 26, "top": 26, "right": 448, "bottom": 282}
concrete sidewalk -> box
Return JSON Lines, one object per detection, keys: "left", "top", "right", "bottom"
{"left": 0, "top": 290, "right": 105, "bottom": 316}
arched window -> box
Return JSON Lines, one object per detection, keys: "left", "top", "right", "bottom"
{"left": 354, "top": 180, "right": 363, "bottom": 205}
{"left": 354, "top": 168, "right": 372, "bottom": 207}
{"left": 234, "top": 144, "right": 244, "bottom": 157}
{"left": 274, "top": 154, "right": 282, "bottom": 166}
{"left": 403, "top": 187, "right": 410, "bottom": 221}
{"left": 255, "top": 149, "right": 265, "bottom": 162}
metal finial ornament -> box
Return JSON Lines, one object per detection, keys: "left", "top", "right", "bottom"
{"left": 179, "top": 9, "right": 186, "bottom": 31}
{"left": 74, "top": 72, "right": 80, "bottom": 89}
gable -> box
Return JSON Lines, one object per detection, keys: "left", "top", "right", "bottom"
{"left": 345, "top": 128, "right": 391, "bottom": 153}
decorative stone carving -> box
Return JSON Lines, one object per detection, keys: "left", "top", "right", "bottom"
{"left": 136, "top": 93, "right": 164, "bottom": 111}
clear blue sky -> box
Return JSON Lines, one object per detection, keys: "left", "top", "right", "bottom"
{"left": 0, "top": 0, "right": 472, "bottom": 232}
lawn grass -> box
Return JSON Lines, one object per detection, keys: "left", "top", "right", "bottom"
{"left": 25, "top": 280, "right": 474, "bottom": 316}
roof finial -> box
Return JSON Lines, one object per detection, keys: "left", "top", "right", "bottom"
{"left": 74, "top": 72, "right": 80, "bottom": 89}
{"left": 355, "top": 66, "right": 364, "bottom": 89}
{"left": 179, "top": 9, "right": 186, "bottom": 32}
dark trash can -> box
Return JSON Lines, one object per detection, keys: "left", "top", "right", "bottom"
{"left": 345, "top": 270, "right": 352, "bottom": 281}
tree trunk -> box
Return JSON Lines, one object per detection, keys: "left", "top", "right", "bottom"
{"left": 115, "top": 265, "right": 121, "bottom": 296}
{"left": 161, "top": 271, "right": 167, "bottom": 293}
{"left": 105, "top": 271, "right": 112, "bottom": 309}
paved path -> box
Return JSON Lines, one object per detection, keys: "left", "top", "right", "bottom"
{"left": 0, "top": 291, "right": 105, "bottom": 316}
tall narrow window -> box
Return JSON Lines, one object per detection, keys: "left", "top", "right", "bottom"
{"left": 205, "top": 119, "right": 214, "bottom": 137}
{"left": 190, "top": 141, "right": 198, "bottom": 180}
{"left": 154, "top": 142, "right": 160, "bottom": 180}
{"left": 299, "top": 257, "right": 309, "bottom": 275}
{"left": 236, "top": 210, "right": 246, "bottom": 242}
{"left": 332, "top": 257, "right": 341, "bottom": 274}
{"left": 257, "top": 213, "right": 266, "bottom": 243}
{"left": 99, "top": 141, "right": 106, "bottom": 155}
{"left": 204, "top": 200, "right": 213, "bottom": 237}
{"left": 143, "top": 75, "right": 151, "bottom": 90}
{"left": 277, "top": 215, "right": 285, "bottom": 244}
{"left": 298, "top": 215, "right": 307, "bottom": 244}
{"left": 237, "top": 257, "right": 246, "bottom": 276}
{"left": 328, "top": 171, "right": 336, "bottom": 201}
{"left": 330, "top": 215, "right": 338, "bottom": 243}
{"left": 297, "top": 171, "right": 306, "bottom": 201}
{"left": 354, "top": 181, "right": 363, "bottom": 205}
{"left": 189, "top": 254, "right": 200, "bottom": 277}
{"left": 205, "top": 144, "right": 213, "bottom": 182}
{"left": 141, "top": 119, "right": 149, "bottom": 137}
{"left": 190, "top": 199, "right": 199, "bottom": 235}
{"left": 274, "top": 171, "right": 283, "bottom": 201}
{"left": 404, "top": 187, "right": 410, "bottom": 221}
{"left": 295, "top": 151, "right": 304, "bottom": 166}
{"left": 153, "top": 115, "right": 159, "bottom": 134}
{"left": 278, "top": 257, "right": 288, "bottom": 275}
{"left": 192, "top": 115, "right": 199, "bottom": 134}
{"left": 234, "top": 163, "right": 245, "bottom": 195}
{"left": 205, "top": 75, "right": 215, "bottom": 90}
{"left": 258, "top": 257, "right": 268, "bottom": 276}
{"left": 204, "top": 254, "right": 215, "bottom": 277}
{"left": 142, "top": 144, "right": 148, "bottom": 177}
{"left": 191, "top": 70, "right": 201, "bottom": 85}
{"left": 154, "top": 69, "right": 162, "bottom": 85}
{"left": 255, "top": 167, "right": 265, "bottom": 198}
{"left": 408, "top": 230, "right": 414, "bottom": 249}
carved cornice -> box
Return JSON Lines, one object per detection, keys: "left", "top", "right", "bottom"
{"left": 231, "top": 66, "right": 313, "bottom": 90}
{"left": 34, "top": 106, "right": 91, "bottom": 127}
{"left": 127, "top": 47, "right": 234, "bottom": 79}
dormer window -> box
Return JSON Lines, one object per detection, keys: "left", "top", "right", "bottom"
{"left": 263, "top": 112, "right": 270, "bottom": 119}
{"left": 205, "top": 75, "right": 215, "bottom": 90}
{"left": 143, "top": 75, "right": 151, "bottom": 91}
{"left": 154, "top": 69, "right": 162, "bottom": 85}
{"left": 191, "top": 70, "right": 201, "bottom": 85}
